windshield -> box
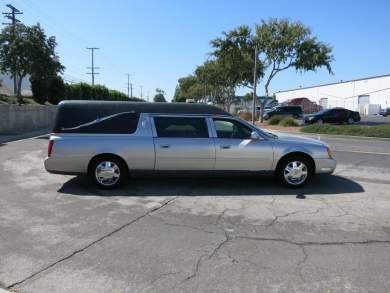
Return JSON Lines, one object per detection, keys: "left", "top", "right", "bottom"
{"left": 316, "top": 109, "right": 332, "bottom": 114}
{"left": 238, "top": 118, "right": 278, "bottom": 139}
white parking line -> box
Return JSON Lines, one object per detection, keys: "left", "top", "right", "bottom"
{"left": 335, "top": 149, "right": 390, "bottom": 156}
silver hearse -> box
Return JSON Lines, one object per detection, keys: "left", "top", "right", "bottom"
{"left": 45, "top": 101, "right": 336, "bottom": 188}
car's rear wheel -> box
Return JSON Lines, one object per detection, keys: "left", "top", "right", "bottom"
{"left": 89, "top": 156, "right": 127, "bottom": 189}
{"left": 276, "top": 155, "right": 314, "bottom": 188}
{"left": 347, "top": 117, "right": 354, "bottom": 124}
{"left": 317, "top": 119, "right": 324, "bottom": 125}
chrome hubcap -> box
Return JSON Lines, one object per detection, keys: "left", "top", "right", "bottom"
{"left": 95, "top": 161, "right": 120, "bottom": 186}
{"left": 284, "top": 161, "right": 308, "bottom": 185}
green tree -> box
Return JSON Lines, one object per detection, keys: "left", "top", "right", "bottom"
{"left": 255, "top": 18, "right": 333, "bottom": 121}
{"left": 153, "top": 88, "right": 167, "bottom": 102}
{"left": 173, "top": 75, "right": 198, "bottom": 102}
{"left": 211, "top": 25, "right": 264, "bottom": 90}
{"left": 30, "top": 77, "right": 48, "bottom": 104}
{"left": 0, "top": 23, "right": 64, "bottom": 104}
{"left": 211, "top": 19, "right": 333, "bottom": 122}
{"left": 195, "top": 60, "right": 235, "bottom": 111}
{"left": 47, "top": 75, "right": 65, "bottom": 104}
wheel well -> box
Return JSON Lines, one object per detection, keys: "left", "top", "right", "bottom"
{"left": 88, "top": 153, "right": 129, "bottom": 174}
{"left": 275, "top": 152, "right": 315, "bottom": 173}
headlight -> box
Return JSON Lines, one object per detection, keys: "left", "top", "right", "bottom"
{"left": 327, "top": 146, "right": 334, "bottom": 158}
{"left": 308, "top": 116, "right": 315, "bottom": 120}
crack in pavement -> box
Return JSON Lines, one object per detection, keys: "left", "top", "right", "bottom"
{"left": 159, "top": 214, "right": 390, "bottom": 289}
{"left": 149, "top": 271, "right": 181, "bottom": 286}
{"left": 237, "top": 235, "right": 390, "bottom": 247}
{"left": 296, "top": 245, "right": 308, "bottom": 283}
{"left": 180, "top": 208, "right": 231, "bottom": 284}
{"left": 7, "top": 197, "right": 177, "bottom": 290}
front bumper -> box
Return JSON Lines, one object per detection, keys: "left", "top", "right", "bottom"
{"left": 315, "top": 157, "right": 337, "bottom": 174}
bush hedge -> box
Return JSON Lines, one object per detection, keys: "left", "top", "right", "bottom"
{"left": 279, "top": 116, "right": 299, "bottom": 127}
{"left": 31, "top": 75, "right": 144, "bottom": 105}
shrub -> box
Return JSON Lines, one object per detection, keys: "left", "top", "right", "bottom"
{"left": 239, "top": 111, "right": 253, "bottom": 121}
{"left": 268, "top": 115, "right": 284, "bottom": 125}
{"left": 279, "top": 116, "right": 299, "bottom": 127}
{"left": 63, "top": 83, "right": 144, "bottom": 102}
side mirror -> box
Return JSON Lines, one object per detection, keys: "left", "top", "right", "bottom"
{"left": 250, "top": 131, "right": 261, "bottom": 140}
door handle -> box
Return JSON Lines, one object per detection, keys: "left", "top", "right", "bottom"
{"left": 160, "top": 144, "right": 170, "bottom": 149}
{"left": 220, "top": 145, "right": 231, "bottom": 149}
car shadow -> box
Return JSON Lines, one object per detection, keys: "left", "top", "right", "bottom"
{"left": 58, "top": 174, "right": 364, "bottom": 197}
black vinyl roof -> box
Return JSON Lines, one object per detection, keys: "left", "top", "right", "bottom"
{"left": 53, "top": 100, "right": 231, "bottom": 133}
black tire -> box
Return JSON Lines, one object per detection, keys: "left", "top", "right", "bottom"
{"left": 347, "top": 117, "right": 354, "bottom": 124}
{"left": 317, "top": 119, "right": 324, "bottom": 125}
{"left": 89, "top": 155, "right": 128, "bottom": 189}
{"left": 275, "top": 155, "right": 314, "bottom": 188}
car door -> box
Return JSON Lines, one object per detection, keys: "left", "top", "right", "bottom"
{"left": 323, "top": 109, "right": 337, "bottom": 123}
{"left": 211, "top": 118, "right": 274, "bottom": 171}
{"left": 339, "top": 109, "right": 349, "bottom": 122}
{"left": 152, "top": 116, "right": 215, "bottom": 170}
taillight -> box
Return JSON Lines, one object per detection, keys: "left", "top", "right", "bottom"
{"left": 48, "top": 140, "right": 54, "bottom": 157}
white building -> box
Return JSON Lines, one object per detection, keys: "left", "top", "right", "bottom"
{"left": 275, "top": 74, "right": 390, "bottom": 115}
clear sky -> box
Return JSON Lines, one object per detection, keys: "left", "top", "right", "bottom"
{"left": 6, "top": 0, "right": 390, "bottom": 101}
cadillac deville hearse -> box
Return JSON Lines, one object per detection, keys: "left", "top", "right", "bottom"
{"left": 45, "top": 101, "right": 336, "bottom": 188}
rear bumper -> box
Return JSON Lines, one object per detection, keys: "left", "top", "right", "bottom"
{"left": 315, "top": 157, "right": 337, "bottom": 174}
{"left": 44, "top": 157, "right": 86, "bottom": 175}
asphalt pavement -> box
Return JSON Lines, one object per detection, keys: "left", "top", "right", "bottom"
{"left": 0, "top": 134, "right": 389, "bottom": 293}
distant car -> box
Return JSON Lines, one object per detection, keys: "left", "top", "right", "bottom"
{"left": 380, "top": 108, "right": 390, "bottom": 117}
{"left": 304, "top": 108, "right": 361, "bottom": 124}
{"left": 263, "top": 106, "right": 303, "bottom": 120}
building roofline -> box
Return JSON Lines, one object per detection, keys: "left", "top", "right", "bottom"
{"left": 276, "top": 73, "right": 390, "bottom": 94}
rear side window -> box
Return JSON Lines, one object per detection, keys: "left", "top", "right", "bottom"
{"left": 61, "top": 112, "right": 139, "bottom": 134}
{"left": 154, "top": 117, "right": 209, "bottom": 138}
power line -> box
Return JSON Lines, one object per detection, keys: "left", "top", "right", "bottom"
{"left": 125, "top": 73, "right": 133, "bottom": 98}
{"left": 2, "top": 4, "right": 23, "bottom": 95}
{"left": 86, "top": 47, "right": 100, "bottom": 86}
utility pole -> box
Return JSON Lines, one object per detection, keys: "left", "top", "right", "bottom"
{"left": 86, "top": 47, "right": 100, "bottom": 85}
{"left": 125, "top": 73, "right": 131, "bottom": 98}
{"left": 2, "top": 4, "right": 23, "bottom": 95}
{"left": 140, "top": 85, "right": 143, "bottom": 99}
{"left": 252, "top": 47, "right": 258, "bottom": 125}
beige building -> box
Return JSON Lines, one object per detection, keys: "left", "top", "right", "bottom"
{"left": 275, "top": 74, "right": 390, "bottom": 115}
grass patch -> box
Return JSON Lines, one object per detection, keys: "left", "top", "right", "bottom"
{"left": 301, "top": 124, "right": 390, "bottom": 138}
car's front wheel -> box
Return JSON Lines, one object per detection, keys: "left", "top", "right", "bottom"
{"left": 347, "top": 117, "right": 354, "bottom": 124}
{"left": 276, "top": 155, "right": 314, "bottom": 188}
{"left": 89, "top": 155, "right": 127, "bottom": 189}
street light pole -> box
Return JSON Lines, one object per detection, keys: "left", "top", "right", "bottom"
{"left": 252, "top": 47, "right": 258, "bottom": 125}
